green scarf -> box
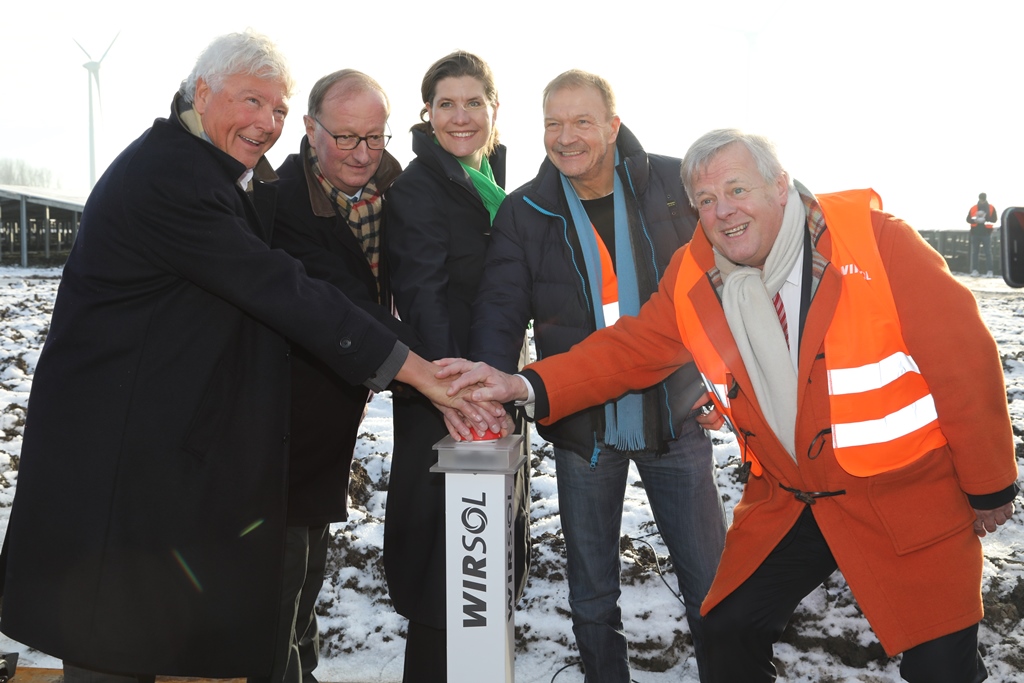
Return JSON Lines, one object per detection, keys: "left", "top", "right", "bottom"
{"left": 459, "top": 155, "right": 506, "bottom": 224}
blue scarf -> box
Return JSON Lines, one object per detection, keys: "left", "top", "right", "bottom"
{"left": 560, "top": 151, "right": 645, "bottom": 451}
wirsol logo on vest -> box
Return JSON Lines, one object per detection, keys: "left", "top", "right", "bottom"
{"left": 840, "top": 263, "right": 872, "bottom": 281}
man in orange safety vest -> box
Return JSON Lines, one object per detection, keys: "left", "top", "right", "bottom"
{"left": 440, "top": 129, "right": 1019, "bottom": 683}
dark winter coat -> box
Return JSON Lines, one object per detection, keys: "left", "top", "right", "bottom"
{"left": 273, "top": 137, "right": 420, "bottom": 526}
{"left": 469, "top": 125, "right": 705, "bottom": 457}
{"left": 0, "top": 99, "right": 402, "bottom": 677}
{"left": 383, "top": 127, "right": 528, "bottom": 628}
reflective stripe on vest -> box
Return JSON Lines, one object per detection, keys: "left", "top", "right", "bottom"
{"left": 818, "top": 189, "right": 947, "bottom": 475}
{"left": 674, "top": 246, "right": 763, "bottom": 477}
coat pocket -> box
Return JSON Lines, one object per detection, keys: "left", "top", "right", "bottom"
{"left": 868, "top": 449, "right": 976, "bottom": 556}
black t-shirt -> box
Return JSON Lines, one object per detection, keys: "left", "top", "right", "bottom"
{"left": 581, "top": 193, "right": 616, "bottom": 268}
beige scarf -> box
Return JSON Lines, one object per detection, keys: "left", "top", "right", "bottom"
{"left": 715, "top": 184, "right": 805, "bottom": 459}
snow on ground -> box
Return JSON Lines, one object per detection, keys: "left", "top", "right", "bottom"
{"left": 0, "top": 267, "right": 1021, "bottom": 682}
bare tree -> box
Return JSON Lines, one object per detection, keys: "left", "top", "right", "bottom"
{"left": 0, "top": 159, "right": 61, "bottom": 189}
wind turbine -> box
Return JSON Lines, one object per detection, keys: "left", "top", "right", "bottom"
{"left": 74, "top": 33, "right": 119, "bottom": 189}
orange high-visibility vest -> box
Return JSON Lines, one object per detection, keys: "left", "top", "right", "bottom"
{"left": 673, "top": 245, "right": 763, "bottom": 477}
{"left": 674, "top": 189, "right": 947, "bottom": 477}
{"left": 968, "top": 203, "right": 996, "bottom": 230}
{"left": 593, "top": 227, "right": 618, "bottom": 305}
{"left": 817, "top": 189, "right": 947, "bottom": 475}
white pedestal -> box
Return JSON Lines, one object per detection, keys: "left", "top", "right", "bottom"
{"left": 432, "top": 434, "right": 526, "bottom": 683}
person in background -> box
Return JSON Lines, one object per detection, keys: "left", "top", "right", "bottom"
{"left": 966, "top": 192, "right": 997, "bottom": 277}
{"left": 263, "top": 69, "right": 422, "bottom": 683}
{"left": 383, "top": 51, "right": 529, "bottom": 682}
{"left": 0, "top": 31, "right": 497, "bottom": 683}
{"left": 468, "top": 69, "right": 726, "bottom": 681}
{"left": 443, "top": 129, "right": 1019, "bottom": 683}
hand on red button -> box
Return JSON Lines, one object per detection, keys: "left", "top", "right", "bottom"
{"left": 471, "top": 427, "right": 502, "bottom": 441}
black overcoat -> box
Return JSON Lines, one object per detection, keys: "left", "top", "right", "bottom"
{"left": 383, "top": 128, "right": 529, "bottom": 628}
{"left": 272, "top": 137, "right": 420, "bottom": 525}
{"left": 0, "top": 101, "right": 400, "bottom": 676}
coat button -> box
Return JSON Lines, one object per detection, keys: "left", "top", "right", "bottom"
{"left": 339, "top": 338, "right": 352, "bottom": 349}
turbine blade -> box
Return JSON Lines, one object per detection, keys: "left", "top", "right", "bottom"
{"left": 99, "top": 31, "right": 120, "bottom": 63}
{"left": 73, "top": 38, "right": 93, "bottom": 60}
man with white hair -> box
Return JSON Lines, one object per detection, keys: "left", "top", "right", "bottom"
{"left": 0, "top": 30, "right": 495, "bottom": 683}
{"left": 443, "top": 129, "right": 1019, "bottom": 683}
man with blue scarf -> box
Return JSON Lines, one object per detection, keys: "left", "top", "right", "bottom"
{"left": 468, "top": 70, "right": 727, "bottom": 682}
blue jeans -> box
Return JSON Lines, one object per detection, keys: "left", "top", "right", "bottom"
{"left": 554, "top": 424, "right": 727, "bottom": 682}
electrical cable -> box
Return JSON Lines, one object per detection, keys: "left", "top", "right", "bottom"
{"left": 627, "top": 533, "right": 685, "bottom": 609}
{"left": 546, "top": 530, "right": 682, "bottom": 682}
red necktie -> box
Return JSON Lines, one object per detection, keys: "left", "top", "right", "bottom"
{"left": 773, "top": 292, "right": 789, "bottom": 348}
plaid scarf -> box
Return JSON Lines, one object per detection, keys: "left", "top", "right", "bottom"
{"left": 308, "top": 145, "right": 384, "bottom": 288}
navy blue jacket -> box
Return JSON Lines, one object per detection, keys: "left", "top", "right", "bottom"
{"left": 469, "top": 125, "right": 705, "bottom": 457}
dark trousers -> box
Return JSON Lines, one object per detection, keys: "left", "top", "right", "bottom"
{"left": 402, "top": 620, "right": 447, "bottom": 683}
{"left": 63, "top": 529, "right": 333, "bottom": 683}
{"left": 63, "top": 665, "right": 154, "bottom": 683}
{"left": 702, "top": 506, "right": 988, "bottom": 683}
{"left": 970, "top": 227, "right": 995, "bottom": 273}
{"left": 248, "top": 524, "right": 330, "bottom": 683}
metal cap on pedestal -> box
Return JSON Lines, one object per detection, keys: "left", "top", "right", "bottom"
{"left": 432, "top": 433, "right": 526, "bottom": 473}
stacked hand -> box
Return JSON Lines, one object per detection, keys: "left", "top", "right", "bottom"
{"left": 434, "top": 380, "right": 515, "bottom": 442}
{"left": 395, "top": 352, "right": 508, "bottom": 441}
{"left": 425, "top": 371, "right": 511, "bottom": 442}
{"left": 430, "top": 358, "right": 529, "bottom": 440}
{"left": 436, "top": 359, "right": 529, "bottom": 403}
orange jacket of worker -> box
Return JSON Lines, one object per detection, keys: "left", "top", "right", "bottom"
{"left": 527, "top": 187, "right": 1018, "bottom": 657}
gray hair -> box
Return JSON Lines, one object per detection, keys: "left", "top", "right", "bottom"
{"left": 179, "top": 29, "right": 295, "bottom": 103}
{"left": 308, "top": 69, "right": 389, "bottom": 119}
{"left": 681, "top": 129, "right": 785, "bottom": 207}
{"left": 542, "top": 69, "right": 616, "bottom": 119}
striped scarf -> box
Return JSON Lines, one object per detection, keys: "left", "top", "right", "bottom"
{"left": 308, "top": 146, "right": 384, "bottom": 286}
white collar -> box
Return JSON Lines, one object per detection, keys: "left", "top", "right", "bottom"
{"left": 237, "top": 168, "right": 254, "bottom": 191}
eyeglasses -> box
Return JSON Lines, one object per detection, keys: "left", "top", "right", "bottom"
{"left": 313, "top": 117, "right": 391, "bottom": 150}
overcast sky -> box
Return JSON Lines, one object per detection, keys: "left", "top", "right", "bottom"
{"left": 3, "top": 0, "right": 1023, "bottom": 232}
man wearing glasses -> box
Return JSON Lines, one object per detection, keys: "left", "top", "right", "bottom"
{"left": 264, "top": 69, "right": 420, "bottom": 683}
{"left": 468, "top": 70, "right": 728, "bottom": 682}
